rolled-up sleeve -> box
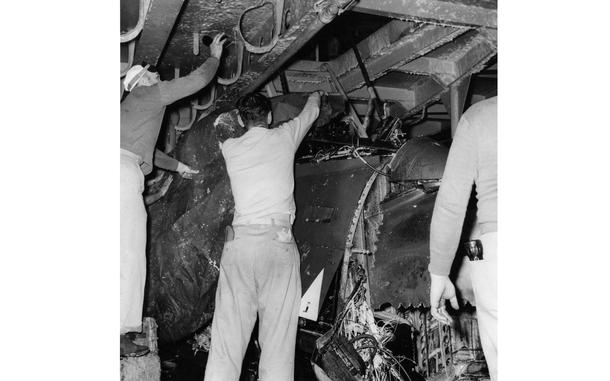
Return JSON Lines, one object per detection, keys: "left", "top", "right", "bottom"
{"left": 429, "top": 117, "right": 477, "bottom": 275}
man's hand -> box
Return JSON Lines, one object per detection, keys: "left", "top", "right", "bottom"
{"left": 176, "top": 162, "right": 200, "bottom": 179}
{"left": 210, "top": 33, "right": 228, "bottom": 60}
{"left": 310, "top": 90, "right": 325, "bottom": 99}
{"left": 429, "top": 273, "right": 459, "bottom": 325}
{"left": 309, "top": 91, "right": 325, "bottom": 108}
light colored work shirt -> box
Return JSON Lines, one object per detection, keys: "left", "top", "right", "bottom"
{"left": 221, "top": 96, "right": 320, "bottom": 225}
{"left": 120, "top": 57, "right": 219, "bottom": 175}
{"left": 429, "top": 96, "right": 497, "bottom": 276}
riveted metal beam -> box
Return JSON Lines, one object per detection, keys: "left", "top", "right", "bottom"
{"left": 347, "top": 72, "right": 444, "bottom": 112}
{"left": 399, "top": 30, "right": 496, "bottom": 84}
{"left": 353, "top": 0, "right": 497, "bottom": 29}
{"left": 271, "top": 23, "right": 467, "bottom": 95}
{"left": 134, "top": 0, "right": 186, "bottom": 66}
{"left": 334, "top": 23, "right": 467, "bottom": 93}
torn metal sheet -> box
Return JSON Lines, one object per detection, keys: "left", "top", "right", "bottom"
{"left": 294, "top": 156, "right": 383, "bottom": 321}
{"left": 364, "top": 137, "right": 475, "bottom": 309}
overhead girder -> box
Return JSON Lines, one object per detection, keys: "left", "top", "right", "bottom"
{"left": 133, "top": 0, "right": 186, "bottom": 66}
{"left": 353, "top": 0, "right": 497, "bottom": 29}
{"left": 399, "top": 29, "right": 496, "bottom": 85}
{"left": 265, "top": 22, "right": 495, "bottom": 119}
{"left": 332, "top": 23, "right": 468, "bottom": 93}
{"left": 271, "top": 22, "right": 467, "bottom": 94}
{"left": 347, "top": 72, "right": 444, "bottom": 116}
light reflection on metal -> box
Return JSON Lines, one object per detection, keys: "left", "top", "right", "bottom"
{"left": 193, "top": 31, "right": 200, "bottom": 56}
{"left": 192, "top": 85, "right": 216, "bottom": 111}
{"left": 217, "top": 32, "right": 244, "bottom": 86}
{"left": 237, "top": 1, "right": 284, "bottom": 54}
{"left": 120, "top": 40, "right": 136, "bottom": 77}
{"left": 120, "top": 0, "right": 152, "bottom": 43}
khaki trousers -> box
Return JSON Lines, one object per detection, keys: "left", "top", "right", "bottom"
{"left": 470, "top": 232, "right": 498, "bottom": 380}
{"left": 120, "top": 149, "right": 147, "bottom": 334}
{"left": 204, "top": 224, "right": 301, "bottom": 381}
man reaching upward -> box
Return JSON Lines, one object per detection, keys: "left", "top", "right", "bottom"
{"left": 120, "top": 33, "right": 226, "bottom": 356}
{"left": 204, "top": 91, "right": 322, "bottom": 381}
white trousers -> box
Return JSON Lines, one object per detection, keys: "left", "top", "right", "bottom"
{"left": 469, "top": 232, "right": 497, "bottom": 380}
{"left": 120, "top": 149, "right": 147, "bottom": 334}
{"left": 204, "top": 224, "right": 302, "bottom": 381}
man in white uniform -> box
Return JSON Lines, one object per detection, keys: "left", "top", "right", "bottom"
{"left": 204, "top": 91, "right": 322, "bottom": 381}
{"left": 428, "top": 97, "right": 497, "bottom": 380}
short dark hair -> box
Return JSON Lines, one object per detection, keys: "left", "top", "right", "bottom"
{"left": 236, "top": 93, "right": 272, "bottom": 125}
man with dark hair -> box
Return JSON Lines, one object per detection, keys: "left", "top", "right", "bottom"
{"left": 120, "top": 33, "right": 226, "bottom": 357}
{"left": 204, "top": 91, "right": 322, "bottom": 381}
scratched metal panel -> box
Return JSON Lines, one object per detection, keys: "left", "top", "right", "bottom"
{"left": 367, "top": 188, "right": 478, "bottom": 309}
{"left": 368, "top": 188, "right": 436, "bottom": 308}
{"left": 294, "top": 157, "right": 380, "bottom": 310}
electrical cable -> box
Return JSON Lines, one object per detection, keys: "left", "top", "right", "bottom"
{"left": 352, "top": 147, "right": 391, "bottom": 177}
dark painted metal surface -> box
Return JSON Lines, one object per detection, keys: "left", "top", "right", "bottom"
{"left": 388, "top": 137, "right": 448, "bottom": 181}
{"left": 353, "top": 0, "right": 498, "bottom": 29}
{"left": 368, "top": 137, "right": 478, "bottom": 309}
{"left": 368, "top": 188, "right": 437, "bottom": 308}
{"left": 294, "top": 156, "right": 382, "bottom": 306}
{"left": 367, "top": 184, "right": 478, "bottom": 309}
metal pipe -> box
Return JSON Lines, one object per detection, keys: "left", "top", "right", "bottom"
{"left": 120, "top": 40, "right": 136, "bottom": 77}
{"left": 450, "top": 82, "right": 460, "bottom": 137}
{"left": 279, "top": 72, "right": 290, "bottom": 94}
{"left": 351, "top": 44, "right": 383, "bottom": 120}
{"left": 265, "top": 83, "right": 278, "bottom": 97}
{"left": 246, "top": 0, "right": 356, "bottom": 93}
{"left": 193, "top": 31, "right": 200, "bottom": 56}
{"left": 192, "top": 85, "right": 216, "bottom": 110}
{"left": 121, "top": 0, "right": 151, "bottom": 43}
{"left": 323, "top": 63, "right": 367, "bottom": 138}
{"left": 217, "top": 37, "right": 244, "bottom": 86}
{"left": 237, "top": 0, "right": 284, "bottom": 54}
{"left": 144, "top": 175, "right": 174, "bottom": 205}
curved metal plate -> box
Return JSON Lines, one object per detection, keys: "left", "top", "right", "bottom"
{"left": 368, "top": 188, "right": 436, "bottom": 308}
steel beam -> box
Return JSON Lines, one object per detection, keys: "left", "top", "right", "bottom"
{"left": 273, "top": 23, "right": 466, "bottom": 95}
{"left": 348, "top": 72, "right": 444, "bottom": 112}
{"left": 353, "top": 0, "right": 497, "bottom": 29}
{"left": 441, "top": 75, "right": 471, "bottom": 136}
{"left": 328, "top": 23, "right": 468, "bottom": 92}
{"left": 134, "top": 0, "right": 186, "bottom": 66}
{"left": 399, "top": 30, "right": 496, "bottom": 84}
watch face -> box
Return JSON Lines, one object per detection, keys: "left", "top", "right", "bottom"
{"left": 463, "top": 240, "right": 483, "bottom": 261}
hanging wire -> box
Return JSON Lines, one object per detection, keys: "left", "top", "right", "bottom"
{"left": 352, "top": 147, "right": 391, "bottom": 177}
